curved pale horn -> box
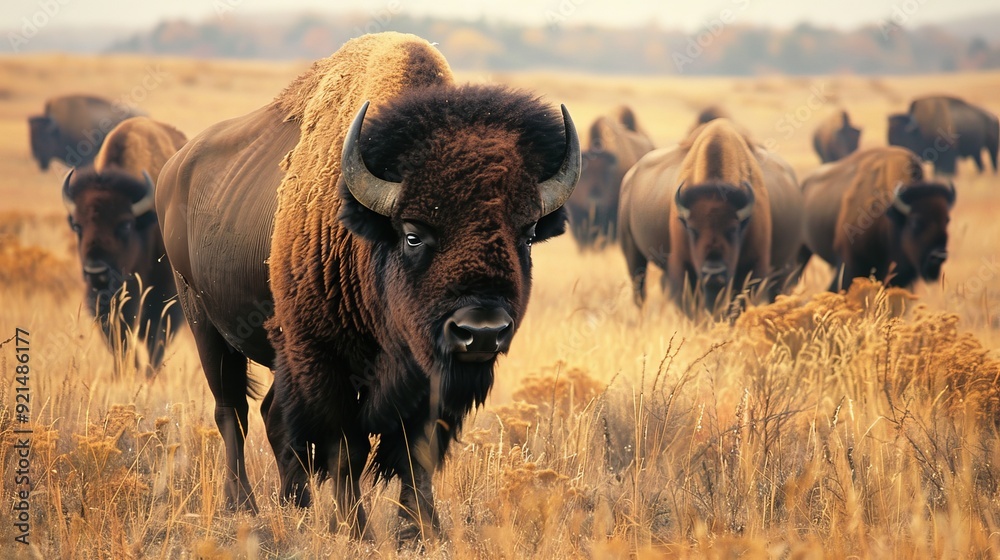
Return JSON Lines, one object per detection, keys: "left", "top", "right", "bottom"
{"left": 341, "top": 101, "right": 401, "bottom": 217}
{"left": 735, "top": 180, "right": 755, "bottom": 222}
{"left": 891, "top": 182, "right": 911, "bottom": 215}
{"left": 62, "top": 168, "right": 76, "bottom": 215}
{"left": 674, "top": 182, "right": 690, "bottom": 221}
{"left": 538, "top": 104, "right": 582, "bottom": 216}
{"left": 132, "top": 170, "right": 155, "bottom": 216}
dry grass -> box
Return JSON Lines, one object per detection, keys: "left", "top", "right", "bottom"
{"left": 1, "top": 53, "right": 999, "bottom": 558}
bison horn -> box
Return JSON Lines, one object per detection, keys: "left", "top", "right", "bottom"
{"left": 674, "top": 182, "right": 690, "bottom": 221}
{"left": 61, "top": 168, "right": 76, "bottom": 215}
{"left": 537, "top": 104, "right": 582, "bottom": 216}
{"left": 735, "top": 180, "right": 755, "bottom": 222}
{"left": 132, "top": 170, "right": 155, "bottom": 216}
{"left": 341, "top": 101, "right": 402, "bottom": 217}
{"left": 891, "top": 182, "right": 911, "bottom": 215}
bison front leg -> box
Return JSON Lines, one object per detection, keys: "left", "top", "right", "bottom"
{"left": 388, "top": 423, "right": 443, "bottom": 546}
{"left": 327, "top": 431, "right": 373, "bottom": 540}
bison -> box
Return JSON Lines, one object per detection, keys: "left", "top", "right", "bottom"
{"left": 566, "top": 106, "right": 654, "bottom": 249}
{"left": 888, "top": 95, "right": 999, "bottom": 176}
{"left": 619, "top": 119, "right": 804, "bottom": 316}
{"left": 62, "top": 117, "right": 186, "bottom": 374}
{"left": 813, "top": 109, "right": 861, "bottom": 163}
{"left": 156, "top": 32, "right": 580, "bottom": 541}
{"left": 801, "top": 146, "right": 955, "bottom": 291}
{"left": 29, "top": 94, "right": 146, "bottom": 171}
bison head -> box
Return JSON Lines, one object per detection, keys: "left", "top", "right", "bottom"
{"left": 565, "top": 149, "right": 619, "bottom": 248}
{"left": 338, "top": 85, "right": 579, "bottom": 411}
{"left": 886, "top": 181, "right": 955, "bottom": 282}
{"left": 887, "top": 114, "right": 922, "bottom": 153}
{"left": 62, "top": 167, "right": 158, "bottom": 318}
{"left": 29, "top": 115, "right": 58, "bottom": 171}
{"left": 674, "top": 181, "right": 755, "bottom": 310}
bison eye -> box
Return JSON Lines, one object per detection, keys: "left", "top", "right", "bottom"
{"left": 523, "top": 223, "right": 537, "bottom": 246}
{"left": 405, "top": 233, "right": 423, "bottom": 247}
{"left": 70, "top": 222, "right": 82, "bottom": 237}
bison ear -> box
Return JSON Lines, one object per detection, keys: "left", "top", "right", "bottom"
{"left": 337, "top": 177, "right": 396, "bottom": 243}
{"left": 534, "top": 206, "right": 569, "bottom": 243}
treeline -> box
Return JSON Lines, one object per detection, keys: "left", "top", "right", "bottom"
{"left": 106, "top": 12, "right": 1000, "bottom": 75}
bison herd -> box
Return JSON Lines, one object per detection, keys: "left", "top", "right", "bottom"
{"left": 27, "top": 31, "right": 998, "bottom": 543}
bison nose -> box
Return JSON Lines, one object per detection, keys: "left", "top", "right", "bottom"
{"left": 444, "top": 306, "right": 514, "bottom": 362}
{"left": 83, "top": 260, "right": 111, "bottom": 289}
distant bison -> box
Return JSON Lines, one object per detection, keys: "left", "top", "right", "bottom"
{"left": 30, "top": 94, "right": 146, "bottom": 171}
{"left": 887, "top": 95, "right": 998, "bottom": 176}
{"left": 156, "top": 33, "right": 579, "bottom": 540}
{"left": 813, "top": 109, "right": 861, "bottom": 163}
{"left": 801, "top": 146, "right": 955, "bottom": 291}
{"left": 566, "top": 106, "right": 654, "bottom": 249}
{"left": 619, "top": 119, "right": 804, "bottom": 315}
{"left": 62, "top": 117, "right": 186, "bottom": 373}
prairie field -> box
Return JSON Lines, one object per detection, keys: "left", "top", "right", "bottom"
{"left": 1, "top": 54, "right": 1000, "bottom": 558}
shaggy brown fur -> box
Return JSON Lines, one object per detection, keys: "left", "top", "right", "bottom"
{"left": 802, "top": 146, "right": 954, "bottom": 290}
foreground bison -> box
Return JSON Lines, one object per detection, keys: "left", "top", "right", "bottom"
{"left": 157, "top": 33, "right": 580, "bottom": 540}
{"left": 566, "top": 106, "right": 654, "bottom": 249}
{"left": 62, "top": 117, "right": 186, "bottom": 373}
{"left": 888, "top": 95, "right": 999, "bottom": 176}
{"left": 801, "top": 146, "right": 955, "bottom": 291}
{"left": 813, "top": 109, "right": 861, "bottom": 163}
{"left": 619, "top": 119, "right": 803, "bottom": 315}
{"left": 30, "top": 95, "right": 146, "bottom": 171}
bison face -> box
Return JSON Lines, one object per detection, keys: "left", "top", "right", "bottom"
{"left": 338, "top": 95, "right": 579, "bottom": 407}
{"left": 887, "top": 114, "right": 922, "bottom": 153}
{"left": 566, "top": 149, "right": 618, "bottom": 246}
{"left": 675, "top": 182, "right": 754, "bottom": 309}
{"left": 63, "top": 169, "right": 157, "bottom": 316}
{"left": 886, "top": 182, "right": 955, "bottom": 282}
{"left": 28, "top": 116, "right": 58, "bottom": 171}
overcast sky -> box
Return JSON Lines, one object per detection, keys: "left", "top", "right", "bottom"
{"left": 4, "top": 0, "right": 997, "bottom": 31}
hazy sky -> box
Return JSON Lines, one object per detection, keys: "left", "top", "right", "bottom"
{"left": 4, "top": 0, "right": 998, "bottom": 31}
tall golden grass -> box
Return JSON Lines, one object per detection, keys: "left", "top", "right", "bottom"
{"left": 1, "top": 54, "right": 999, "bottom": 558}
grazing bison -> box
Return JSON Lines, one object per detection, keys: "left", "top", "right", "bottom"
{"left": 888, "top": 95, "right": 999, "bottom": 176}
{"left": 156, "top": 32, "right": 580, "bottom": 540}
{"left": 566, "top": 106, "right": 654, "bottom": 249}
{"left": 62, "top": 117, "right": 186, "bottom": 373}
{"left": 813, "top": 109, "right": 861, "bottom": 163}
{"left": 29, "top": 95, "right": 146, "bottom": 171}
{"left": 801, "top": 146, "right": 955, "bottom": 291}
{"left": 619, "top": 119, "right": 803, "bottom": 316}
